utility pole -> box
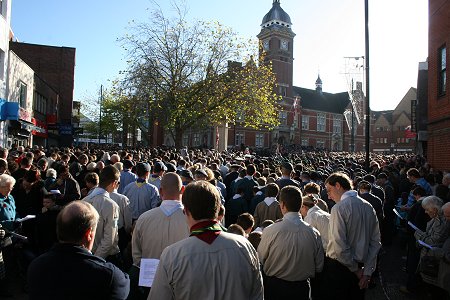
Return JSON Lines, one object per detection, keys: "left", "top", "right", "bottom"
{"left": 364, "top": 0, "right": 371, "bottom": 170}
{"left": 98, "top": 85, "right": 103, "bottom": 144}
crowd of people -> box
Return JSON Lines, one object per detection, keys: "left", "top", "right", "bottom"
{"left": 0, "top": 144, "right": 449, "bottom": 299}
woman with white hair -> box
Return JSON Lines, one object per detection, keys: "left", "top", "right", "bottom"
{"left": 414, "top": 196, "right": 450, "bottom": 298}
{"left": 415, "top": 196, "right": 449, "bottom": 251}
{"left": 0, "top": 174, "right": 18, "bottom": 231}
{"left": 0, "top": 174, "right": 17, "bottom": 299}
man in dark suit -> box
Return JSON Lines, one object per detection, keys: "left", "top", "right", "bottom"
{"left": 276, "top": 162, "right": 300, "bottom": 190}
{"left": 357, "top": 180, "right": 384, "bottom": 227}
{"left": 235, "top": 164, "right": 258, "bottom": 206}
{"left": 27, "top": 201, "right": 130, "bottom": 300}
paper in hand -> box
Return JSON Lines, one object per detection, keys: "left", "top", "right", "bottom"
{"left": 418, "top": 240, "right": 433, "bottom": 249}
{"left": 17, "top": 215, "right": 36, "bottom": 222}
{"left": 393, "top": 208, "right": 404, "bottom": 219}
{"left": 138, "top": 259, "right": 160, "bottom": 287}
{"left": 408, "top": 221, "right": 419, "bottom": 231}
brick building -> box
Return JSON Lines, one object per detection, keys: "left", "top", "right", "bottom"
{"left": 171, "top": 0, "right": 366, "bottom": 152}
{"left": 371, "top": 88, "right": 417, "bottom": 154}
{"left": 225, "top": 0, "right": 365, "bottom": 152}
{"left": 9, "top": 41, "right": 76, "bottom": 147}
{"left": 427, "top": 0, "right": 449, "bottom": 170}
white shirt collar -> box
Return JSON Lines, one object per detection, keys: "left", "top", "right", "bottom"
{"left": 341, "top": 190, "right": 358, "bottom": 201}
{"left": 159, "top": 200, "right": 183, "bottom": 217}
{"left": 264, "top": 197, "right": 277, "bottom": 206}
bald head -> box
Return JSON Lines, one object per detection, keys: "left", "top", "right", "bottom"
{"left": 160, "top": 172, "right": 183, "bottom": 201}
{"left": 57, "top": 201, "right": 99, "bottom": 248}
{"left": 443, "top": 202, "right": 450, "bottom": 221}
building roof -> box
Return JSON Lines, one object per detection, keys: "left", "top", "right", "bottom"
{"left": 261, "top": 1, "right": 292, "bottom": 27}
{"left": 315, "top": 75, "right": 322, "bottom": 85}
{"left": 372, "top": 110, "right": 394, "bottom": 124}
{"left": 293, "top": 86, "right": 350, "bottom": 114}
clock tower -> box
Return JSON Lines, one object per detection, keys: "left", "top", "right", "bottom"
{"left": 257, "top": 0, "right": 295, "bottom": 98}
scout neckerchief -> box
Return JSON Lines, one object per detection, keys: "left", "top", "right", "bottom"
{"left": 190, "top": 220, "right": 226, "bottom": 244}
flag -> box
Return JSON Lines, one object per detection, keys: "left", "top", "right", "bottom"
{"left": 405, "top": 125, "right": 417, "bottom": 138}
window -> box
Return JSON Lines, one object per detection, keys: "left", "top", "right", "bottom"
{"left": 301, "top": 138, "right": 309, "bottom": 147}
{"left": 19, "top": 81, "right": 27, "bottom": 108}
{"left": 235, "top": 132, "right": 244, "bottom": 146}
{"left": 33, "top": 92, "right": 48, "bottom": 114}
{"left": 279, "top": 111, "right": 287, "bottom": 126}
{"left": 255, "top": 133, "right": 264, "bottom": 148}
{"left": 182, "top": 134, "right": 189, "bottom": 147}
{"left": 278, "top": 83, "right": 288, "bottom": 97}
{"left": 439, "top": 45, "right": 446, "bottom": 96}
{"left": 0, "top": 49, "right": 4, "bottom": 80}
{"left": 0, "top": 0, "right": 6, "bottom": 18}
{"left": 193, "top": 133, "right": 200, "bottom": 146}
{"left": 317, "top": 113, "right": 326, "bottom": 132}
{"left": 302, "top": 115, "right": 309, "bottom": 130}
{"left": 333, "top": 116, "right": 342, "bottom": 134}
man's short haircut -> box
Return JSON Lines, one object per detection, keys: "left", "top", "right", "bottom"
{"left": 20, "top": 156, "right": 32, "bottom": 167}
{"left": 303, "top": 182, "right": 321, "bottom": 194}
{"left": 236, "top": 213, "right": 255, "bottom": 231}
{"left": 57, "top": 201, "right": 99, "bottom": 244}
{"left": 357, "top": 180, "right": 372, "bottom": 192}
{"left": 407, "top": 168, "right": 420, "bottom": 179}
{"left": 246, "top": 164, "right": 256, "bottom": 176}
{"left": 265, "top": 183, "right": 279, "bottom": 198}
{"left": 279, "top": 186, "right": 303, "bottom": 212}
{"left": 261, "top": 219, "right": 275, "bottom": 228}
{"left": 325, "top": 172, "right": 353, "bottom": 191}
{"left": 412, "top": 186, "right": 426, "bottom": 197}
{"left": 248, "top": 231, "right": 262, "bottom": 250}
{"left": 23, "top": 169, "right": 40, "bottom": 183}
{"left": 84, "top": 172, "right": 99, "bottom": 186}
{"left": 182, "top": 181, "right": 221, "bottom": 220}
{"left": 98, "top": 165, "right": 120, "bottom": 189}
{"left": 257, "top": 177, "right": 267, "bottom": 186}
{"left": 227, "top": 224, "right": 245, "bottom": 236}
{"left": 160, "top": 172, "right": 182, "bottom": 196}
{"left": 377, "top": 172, "right": 388, "bottom": 180}
{"left": 363, "top": 174, "right": 376, "bottom": 184}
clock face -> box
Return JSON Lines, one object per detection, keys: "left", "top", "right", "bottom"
{"left": 263, "top": 39, "right": 270, "bottom": 50}
{"left": 280, "top": 39, "right": 288, "bottom": 50}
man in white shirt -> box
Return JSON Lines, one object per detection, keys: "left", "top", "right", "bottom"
{"left": 130, "top": 172, "right": 189, "bottom": 299}
{"left": 258, "top": 186, "right": 324, "bottom": 300}
{"left": 149, "top": 181, "right": 263, "bottom": 300}
{"left": 300, "top": 195, "right": 330, "bottom": 251}
{"left": 320, "top": 172, "right": 381, "bottom": 300}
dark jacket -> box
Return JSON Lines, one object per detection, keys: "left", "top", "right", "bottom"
{"left": 360, "top": 192, "right": 384, "bottom": 225}
{"left": 49, "top": 175, "right": 81, "bottom": 206}
{"left": 28, "top": 243, "right": 130, "bottom": 300}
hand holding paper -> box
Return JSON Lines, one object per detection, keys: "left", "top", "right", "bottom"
{"left": 408, "top": 221, "right": 419, "bottom": 231}
{"left": 138, "top": 259, "right": 160, "bottom": 287}
{"left": 17, "top": 215, "right": 36, "bottom": 223}
{"left": 393, "top": 209, "right": 404, "bottom": 220}
{"left": 418, "top": 240, "right": 433, "bottom": 249}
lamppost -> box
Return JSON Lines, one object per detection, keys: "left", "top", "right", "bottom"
{"left": 364, "top": 0, "right": 371, "bottom": 170}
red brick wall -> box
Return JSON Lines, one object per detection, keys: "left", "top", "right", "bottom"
{"left": 9, "top": 42, "right": 76, "bottom": 124}
{"left": 428, "top": 0, "right": 450, "bottom": 170}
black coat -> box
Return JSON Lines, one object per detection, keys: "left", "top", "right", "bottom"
{"left": 28, "top": 243, "right": 130, "bottom": 300}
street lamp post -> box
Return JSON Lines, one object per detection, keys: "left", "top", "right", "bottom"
{"left": 364, "top": 0, "right": 371, "bottom": 170}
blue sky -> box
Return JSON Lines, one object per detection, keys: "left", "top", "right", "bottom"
{"left": 11, "top": 0, "right": 428, "bottom": 111}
